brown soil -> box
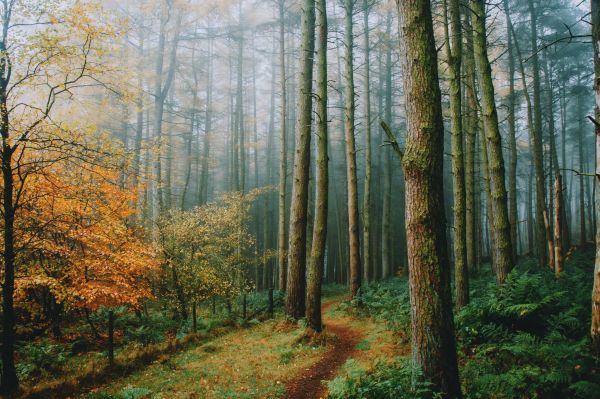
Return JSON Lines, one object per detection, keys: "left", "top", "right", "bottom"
{"left": 284, "top": 300, "right": 363, "bottom": 399}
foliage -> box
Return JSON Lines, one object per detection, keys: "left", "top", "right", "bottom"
{"left": 13, "top": 163, "right": 159, "bottom": 334}
{"left": 331, "top": 250, "right": 599, "bottom": 399}
{"left": 15, "top": 341, "right": 68, "bottom": 380}
{"left": 156, "top": 189, "right": 269, "bottom": 316}
{"left": 456, "top": 250, "right": 599, "bottom": 398}
{"left": 352, "top": 279, "right": 411, "bottom": 336}
{"left": 327, "top": 358, "right": 440, "bottom": 399}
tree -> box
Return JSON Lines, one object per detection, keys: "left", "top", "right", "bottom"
{"left": 470, "top": 0, "right": 514, "bottom": 284}
{"left": 591, "top": 0, "right": 600, "bottom": 353}
{"left": 0, "top": 2, "right": 116, "bottom": 393}
{"left": 277, "top": 0, "right": 288, "bottom": 291}
{"left": 285, "top": 0, "right": 315, "bottom": 319}
{"left": 528, "top": 0, "right": 554, "bottom": 269}
{"left": 395, "top": 0, "right": 462, "bottom": 396}
{"left": 344, "top": 0, "right": 361, "bottom": 298}
{"left": 362, "top": 0, "right": 373, "bottom": 283}
{"left": 306, "top": 0, "right": 328, "bottom": 332}
{"left": 443, "top": 0, "right": 468, "bottom": 308}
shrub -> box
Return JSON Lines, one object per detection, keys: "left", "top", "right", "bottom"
{"left": 16, "top": 341, "right": 67, "bottom": 379}
{"left": 327, "top": 358, "right": 440, "bottom": 399}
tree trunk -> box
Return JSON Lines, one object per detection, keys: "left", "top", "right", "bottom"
{"left": 285, "top": 0, "right": 315, "bottom": 319}
{"left": 396, "top": 0, "right": 462, "bottom": 396}
{"left": 470, "top": 0, "right": 514, "bottom": 284}
{"left": 554, "top": 175, "right": 564, "bottom": 274}
{"left": 307, "top": 0, "right": 328, "bottom": 332}
{"left": 381, "top": 12, "right": 393, "bottom": 279}
{"left": 344, "top": 0, "right": 362, "bottom": 298}
{"left": 443, "top": 0, "right": 468, "bottom": 308}
{"left": 463, "top": 10, "right": 479, "bottom": 273}
{"left": 527, "top": 0, "right": 554, "bottom": 269}
{"left": 277, "top": 0, "right": 288, "bottom": 291}
{"left": 503, "top": 0, "right": 518, "bottom": 263}
{"left": 362, "top": 0, "right": 372, "bottom": 283}
{"left": 590, "top": 0, "right": 600, "bottom": 354}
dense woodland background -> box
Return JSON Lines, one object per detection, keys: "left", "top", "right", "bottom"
{"left": 0, "top": 0, "right": 598, "bottom": 398}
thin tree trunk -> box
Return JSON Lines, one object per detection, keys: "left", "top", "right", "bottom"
{"left": 344, "top": 0, "right": 361, "bottom": 298}
{"left": 443, "top": 0, "right": 468, "bottom": 308}
{"left": 277, "top": 0, "right": 288, "bottom": 291}
{"left": 362, "top": 0, "right": 372, "bottom": 283}
{"left": 470, "top": 0, "right": 514, "bottom": 284}
{"left": 503, "top": 0, "right": 518, "bottom": 263}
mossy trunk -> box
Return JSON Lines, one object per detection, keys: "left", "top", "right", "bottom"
{"left": 470, "top": 0, "right": 513, "bottom": 284}
{"left": 396, "top": 0, "right": 462, "bottom": 396}
{"left": 306, "top": 0, "right": 328, "bottom": 332}
{"left": 285, "top": 0, "right": 315, "bottom": 320}
{"left": 443, "top": 0, "right": 468, "bottom": 308}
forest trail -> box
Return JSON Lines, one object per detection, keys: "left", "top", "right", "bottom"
{"left": 285, "top": 299, "right": 363, "bottom": 399}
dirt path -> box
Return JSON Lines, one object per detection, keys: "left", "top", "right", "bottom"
{"left": 285, "top": 300, "right": 363, "bottom": 399}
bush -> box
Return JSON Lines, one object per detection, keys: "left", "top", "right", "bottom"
{"left": 16, "top": 341, "right": 67, "bottom": 379}
{"left": 126, "top": 325, "right": 165, "bottom": 345}
{"left": 456, "top": 250, "right": 599, "bottom": 398}
{"left": 327, "top": 358, "right": 441, "bottom": 399}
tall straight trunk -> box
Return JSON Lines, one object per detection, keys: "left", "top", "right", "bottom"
{"left": 200, "top": 34, "right": 213, "bottom": 205}
{"left": 381, "top": 12, "right": 393, "bottom": 279}
{"left": 133, "top": 18, "right": 145, "bottom": 198}
{"left": 396, "top": 1, "right": 462, "bottom": 396}
{"left": 463, "top": 11, "right": 479, "bottom": 272}
{"left": 153, "top": 6, "right": 181, "bottom": 214}
{"left": 362, "top": 0, "right": 372, "bottom": 283}
{"left": 307, "top": 0, "right": 328, "bottom": 332}
{"left": 578, "top": 89, "right": 587, "bottom": 245}
{"left": 591, "top": 0, "right": 600, "bottom": 353}
{"left": 235, "top": 23, "right": 245, "bottom": 193}
{"left": 503, "top": 0, "right": 518, "bottom": 263}
{"left": 527, "top": 0, "right": 553, "bottom": 268}
{"left": 277, "top": 0, "right": 288, "bottom": 291}
{"left": 470, "top": 0, "right": 513, "bottom": 284}
{"left": 443, "top": 0, "right": 468, "bottom": 308}
{"left": 181, "top": 47, "right": 199, "bottom": 209}
{"left": 344, "top": 0, "right": 361, "bottom": 298}
{"left": 285, "top": 0, "right": 315, "bottom": 319}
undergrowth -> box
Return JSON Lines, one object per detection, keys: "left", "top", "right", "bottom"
{"left": 329, "top": 248, "right": 600, "bottom": 399}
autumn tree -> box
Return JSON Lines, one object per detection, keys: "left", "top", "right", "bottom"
{"left": 0, "top": 2, "right": 117, "bottom": 393}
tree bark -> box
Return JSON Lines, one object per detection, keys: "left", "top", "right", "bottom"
{"left": 503, "top": 0, "right": 518, "bottom": 263}
{"left": 362, "top": 0, "right": 372, "bottom": 283}
{"left": 344, "top": 0, "right": 361, "bottom": 298}
{"left": 307, "top": 0, "right": 328, "bottom": 332}
{"left": 285, "top": 0, "right": 315, "bottom": 319}
{"left": 590, "top": 0, "right": 600, "bottom": 354}
{"left": 277, "top": 0, "right": 288, "bottom": 291}
{"left": 396, "top": 0, "right": 462, "bottom": 396}
{"left": 470, "top": 0, "right": 514, "bottom": 284}
{"left": 443, "top": 0, "right": 468, "bottom": 308}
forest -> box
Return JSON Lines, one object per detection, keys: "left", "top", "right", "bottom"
{"left": 0, "top": 0, "right": 598, "bottom": 398}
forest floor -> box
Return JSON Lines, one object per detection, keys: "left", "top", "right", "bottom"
{"left": 83, "top": 295, "right": 400, "bottom": 399}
